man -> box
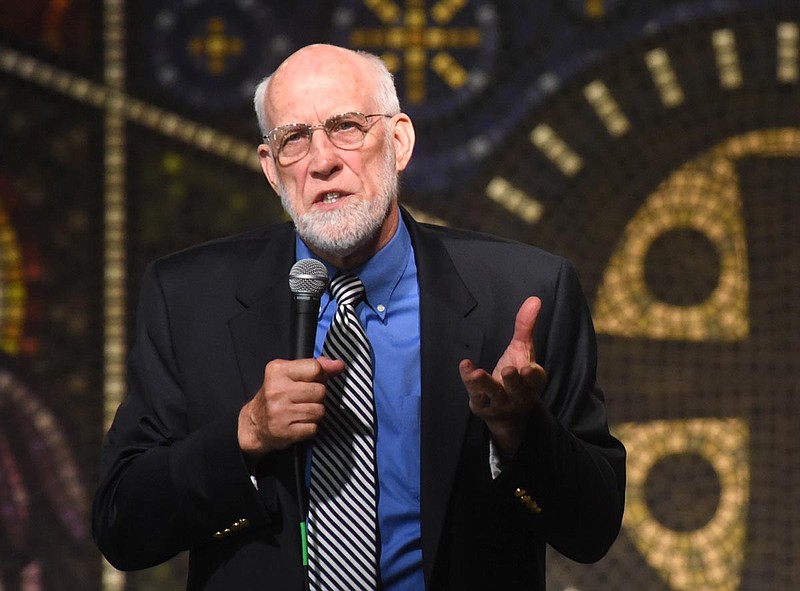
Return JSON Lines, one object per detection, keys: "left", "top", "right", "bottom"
{"left": 93, "top": 44, "right": 625, "bottom": 590}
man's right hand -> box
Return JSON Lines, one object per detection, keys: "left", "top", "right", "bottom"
{"left": 238, "top": 356, "right": 345, "bottom": 459}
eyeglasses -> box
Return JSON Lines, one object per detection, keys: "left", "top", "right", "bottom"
{"left": 263, "top": 111, "right": 393, "bottom": 165}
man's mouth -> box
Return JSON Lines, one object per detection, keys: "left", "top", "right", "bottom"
{"left": 321, "top": 192, "right": 342, "bottom": 204}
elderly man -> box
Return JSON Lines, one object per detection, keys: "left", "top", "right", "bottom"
{"left": 93, "top": 44, "right": 625, "bottom": 591}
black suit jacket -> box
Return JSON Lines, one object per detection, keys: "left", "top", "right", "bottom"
{"left": 93, "top": 211, "right": 626, "bottom": 590}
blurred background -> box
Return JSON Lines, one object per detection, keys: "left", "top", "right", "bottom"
{"left": 0, "top": 1, "right": 798, "bottom": 589}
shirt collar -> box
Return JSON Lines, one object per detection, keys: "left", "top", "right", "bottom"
{"left": 295, "top": 217, "right": 412, "bottom": 322}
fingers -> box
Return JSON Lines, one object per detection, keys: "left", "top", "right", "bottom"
{"left": 460, "top": 359, "right": 543, "bottom": 406}
{"left": 459, "top": 358, "right": 491, "bottom": 392}
{"left": 459, "top": 359, "right": 501, "bottom": 411}
{"left": 239, "top": 357, "right": 345, "bottom": 457}
{"left": 500, "top": 364, "right": 547, "bottom": 401}
{"left": 281, "top": 356, "right": 344, "bottom": 386}
{"left": 499, "top": 365, "right": 525, "bottom": 399}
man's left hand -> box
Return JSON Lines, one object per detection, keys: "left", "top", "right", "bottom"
{"left": 459, "top": 296, "right": 547, "bottom": 456}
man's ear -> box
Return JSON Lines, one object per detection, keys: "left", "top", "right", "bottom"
{"left": 391, "top": 114, "right": 416, "bottom": 172}
{"left": 258, "top": 144, "right": 280, "bottom": 193}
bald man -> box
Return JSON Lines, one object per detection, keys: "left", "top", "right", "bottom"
{"left": 94, "top": 44, "right": 625, "bottom": 591}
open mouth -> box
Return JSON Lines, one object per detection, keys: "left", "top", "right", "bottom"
{"left": 321, "top": 192, "right": 341, "bottom": 204}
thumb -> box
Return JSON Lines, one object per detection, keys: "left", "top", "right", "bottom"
{"left": 510, "top": 296, "right": 542, "bottom": 360}
{"left": 317, "top": 356, "right": 346, "bottom": 377}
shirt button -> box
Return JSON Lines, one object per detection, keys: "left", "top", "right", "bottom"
{"left": 377, "top": 304, "right": 386, "bottom": 313}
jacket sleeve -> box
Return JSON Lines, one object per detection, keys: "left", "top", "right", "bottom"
{"left": 92, "top": 262, "right": 274, "bottom": 570}
{"left": 500, "top": 259, "right": 626, "bottom": 563}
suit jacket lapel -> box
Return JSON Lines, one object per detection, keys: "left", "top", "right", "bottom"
{"left": 228, "top": 224, "right": 297, "bottom": 399}
{"left": 405, "top": 212, "right": 483, "bottom": 585}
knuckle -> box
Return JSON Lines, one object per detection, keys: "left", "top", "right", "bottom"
{"left": 264, "top": 358, "right": 284, "bottom": 377}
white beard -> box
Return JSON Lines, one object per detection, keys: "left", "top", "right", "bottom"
{"left": 277, "top": 145, "right": 399, "bottom": 258}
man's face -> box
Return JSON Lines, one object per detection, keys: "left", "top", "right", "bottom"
{"left": 274, "top": 133, "right": 399, "bottom": 260}
{"left": 257, "top": 47, "right": 414, "bottom": 265}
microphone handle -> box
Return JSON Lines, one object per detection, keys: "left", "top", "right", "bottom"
{"left": 291, "top": 295, "right": 321, "bottom": 360}
{"left": 290, "top": 294, "right": 319, "bottom": 591}
{"left": 295, "top": 447, "right": 310, "bottom": 591}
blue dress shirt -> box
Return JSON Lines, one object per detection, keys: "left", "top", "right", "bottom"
{"left": 296, "top": 218, "right": 424, "bottom": 590}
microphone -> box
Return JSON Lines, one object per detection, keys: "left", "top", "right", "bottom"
{"left": 288, "top": 258, "right": 328, "bottom": 360}
{"left": 288, "top": 258, "right": 327, "bottom": 591}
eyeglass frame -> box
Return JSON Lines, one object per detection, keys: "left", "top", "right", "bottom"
{"left": 262, "top": 111, "right": 394, "bottom": 165}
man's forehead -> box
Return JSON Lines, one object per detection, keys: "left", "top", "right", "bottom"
{"left": 274, "top": 45, "right": 357, "bottom": 80}
{"left": 266, "top": 48, "right": 370, "bottom": 121}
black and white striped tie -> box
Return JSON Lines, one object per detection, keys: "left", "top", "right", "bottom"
{"left": 308, "top": 273, "right": 379, "bottom": 590}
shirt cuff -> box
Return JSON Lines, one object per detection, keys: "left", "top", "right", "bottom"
{"left": 489, "top": 438, "right": 508, "bottom": 480}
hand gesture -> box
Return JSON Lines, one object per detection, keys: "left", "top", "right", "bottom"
{"left": 459, "top": 296, "right": 547, "bottom": 455}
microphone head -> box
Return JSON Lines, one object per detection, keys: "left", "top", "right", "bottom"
{"left": 289, "top": 258, "right": 328, "bottom": 297}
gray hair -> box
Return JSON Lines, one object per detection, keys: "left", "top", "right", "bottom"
{"left": 253, "top": 48, "right": 401, "bottom": 136}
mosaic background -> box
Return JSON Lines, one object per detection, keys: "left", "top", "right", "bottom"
{"left": 0, "top": 1, "right": 798, "bottom": 590}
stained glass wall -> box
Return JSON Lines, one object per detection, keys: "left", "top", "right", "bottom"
{"left": 0, "top": 2, "right": 798, "bottom": 590}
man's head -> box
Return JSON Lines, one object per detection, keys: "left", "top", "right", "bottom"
{"left": 254, "top": 44, "right": 415, "bottom": 269}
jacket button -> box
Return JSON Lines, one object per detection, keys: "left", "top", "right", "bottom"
{"left": 514, "top": 487, "right": 542, "bottom": 513}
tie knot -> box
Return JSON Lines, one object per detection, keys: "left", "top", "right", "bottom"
{"left": 330, "top": 273, "right": 365, "bottom": 307}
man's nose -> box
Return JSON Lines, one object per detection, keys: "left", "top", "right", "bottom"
{"left": 307, "top": 128, "right": 341, "bottom": 174}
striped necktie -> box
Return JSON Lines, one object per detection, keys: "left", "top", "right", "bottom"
{"left": 308, "top": 273, "right": 379, "bottom": 590}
